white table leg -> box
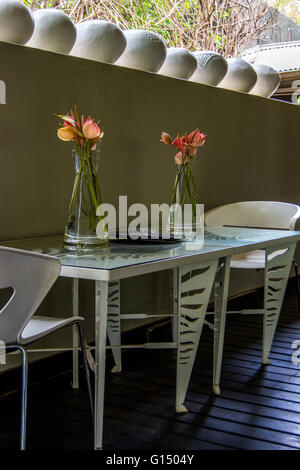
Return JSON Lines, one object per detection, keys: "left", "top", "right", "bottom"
{"left": 72, "top": 278, "right": 79, "bottom": 389}
{"left": 263, "top": 242, "right": 296, "bottom": 365}
{"left": 94, "top": 280, "right": 108, "bottom": 450}
{"left": 213, "top": 256, "right": 231, "bottom": 395}
{"left": 107, "top": 281, "right": 122, "bottom": 373}
{"left": 176, "top": 258, "right": 219, "bottom": 413}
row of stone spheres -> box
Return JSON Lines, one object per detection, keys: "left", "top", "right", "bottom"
{"left": 0, "top": 0, "right": 281, "bottom": 98}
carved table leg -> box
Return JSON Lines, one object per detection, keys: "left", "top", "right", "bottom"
{"left": 107, "top": 280, "right": 122, "bottom": 373}
{"left": 176, "top": 259, "right": 219, "bottom": 413}
{"left": 171, "top": 267, "right": 179, "bottom": 343}
{"left": 263, "top": 243, "right": 296, "bottom": 365}
{"left": 213, "top": 256, "right": 231, "bottom": 395}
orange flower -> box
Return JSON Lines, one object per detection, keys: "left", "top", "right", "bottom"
{"left": 57, "top": 126, "right": 79, "bottom": 141}
{"left": 56, "top": 106, "right": 104, "bottom": 150}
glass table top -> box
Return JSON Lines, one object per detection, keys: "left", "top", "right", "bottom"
{"left": 2, "top": 226, "right": 300, "bottom": 272}
{"left": 204, "top": 226, "right": 300, "bottom": 246}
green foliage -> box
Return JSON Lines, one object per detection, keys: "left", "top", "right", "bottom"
{"left": 23, "top": 0, "right": 272, "bottom": 57}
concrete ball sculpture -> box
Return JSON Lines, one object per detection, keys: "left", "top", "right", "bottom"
{"left": 71, "top": 20, "right": 126, "bottom": 64}
{"left": 158, "top": 47, "right": 197, "bottom": 79}
{"left": 218, "top": 58, "right": 257, "bottom": 93}
{"left": 116, "top": 29, "right": 167, "bottom": 73}
{"left": 249, "top": 64, "right": 280, "bottom": 98}
{"left": 0, "top": 0, "right": 34, "bottom": 45}
{"left": 190, "top": 51, "right": 228, "bottom": 86}
{"left": 27, "top": 8, "right": 76, "bottom": 54}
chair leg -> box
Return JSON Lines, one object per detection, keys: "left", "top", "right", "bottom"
{"left": 6, "top": 345, "right": 28, "bottom": 450}
{"left": 293, "top": 259, "right": 300, "bottom": 314}
{"left": 19, "top": 347, "right": 28, "bottom": 451}
{"left": 75, "top": 323, "right": 94, "bottom": 423}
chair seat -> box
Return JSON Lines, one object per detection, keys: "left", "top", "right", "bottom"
{"left": 20, "top": 316, "right": 84, "bottom": 345}
{"left": 230, "top": 249, "right": 287, "bottom": 269}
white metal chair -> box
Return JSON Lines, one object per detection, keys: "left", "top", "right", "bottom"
{"left": 0, "top": 246, "right": 93, "bottom": 450}
{"left": 205, "top": 201, "right": 300, "bottom": 392}
{"left": 205, "top": 201, "right": 300, "bottom": 278}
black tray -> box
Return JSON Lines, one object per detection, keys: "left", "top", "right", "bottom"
{"left": 109, "top": 231, "right": 182, "bottom": 244}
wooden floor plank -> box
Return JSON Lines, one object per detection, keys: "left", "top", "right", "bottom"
{"left": 104, "top": 383, "right": 300, "bottom": 448}
{"left": 108, "top": 370, "right": 300, "bottom": 426}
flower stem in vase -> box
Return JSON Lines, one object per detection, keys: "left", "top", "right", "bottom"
{"left": 160, "top": 128, "right": 207, "bottom": 241}
{"left": 56, "top": 105, "right": 108, "bottom": 251}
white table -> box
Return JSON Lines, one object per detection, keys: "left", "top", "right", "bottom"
{"left": 4, "top": 226, "right": 300, "bottom": 449}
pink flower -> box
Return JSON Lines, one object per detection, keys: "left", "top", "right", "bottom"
{"left": 189, "top": 129, "right": 207, "bottom": 148}
{"left": 160, "top": 128, "right": 207, "bottom": 165}
{"left": 172, "top": 136, "right": 185, "bottom": 153}
{"left": 160, "top": 132, "right": 173, "bottom": 145}
{"left": 174, "top": 151, "right": 189, "bottom": 165}
{"left": 82, "top": 117, "right": 101, "bottom": 139}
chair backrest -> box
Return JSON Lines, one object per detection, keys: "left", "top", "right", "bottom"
{"left": 205, "top": 201, "right": 300, "bottom": 230}
{"left": 0, "top": 247, "right": 61, "bottom": 345}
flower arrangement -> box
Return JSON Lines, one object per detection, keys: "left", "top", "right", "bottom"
{"left": 160, "top": 129, "right": 207, "bottom": 235}
{"left": 160, "top": 129, "right": 207, "bottom": 165}
{"left": 57, "top": 105, "right": 106, "bottom": 248}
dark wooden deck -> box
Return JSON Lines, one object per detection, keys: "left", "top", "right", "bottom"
{"left": 1, "top": 283, "right": 300, "bottom": 450}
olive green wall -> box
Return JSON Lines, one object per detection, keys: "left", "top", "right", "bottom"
{"left": 0, "top": 41, "right": 299, "bottom": 371}
{"left": 1, "top": 41, "right": 300, "bottom": 238}
{"left": 1, "top": 42, "right": 300, "bottom": 240}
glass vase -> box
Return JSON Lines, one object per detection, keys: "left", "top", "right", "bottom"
{"left": 64, "top": 142, "right": 108, "bottom": 250}
{"left": 167, "top": 162, "right": 203, "bottom": 241}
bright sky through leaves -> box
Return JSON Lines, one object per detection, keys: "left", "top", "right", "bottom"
{"left": 268, "top": 0, "right": 300, "bottom": 23}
